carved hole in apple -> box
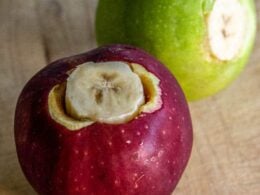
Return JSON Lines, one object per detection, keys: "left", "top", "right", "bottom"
{"left": 48, "top": 62, "right": 162, "bottom": 130}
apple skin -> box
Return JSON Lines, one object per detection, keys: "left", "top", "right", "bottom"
{"left": 15, "top": 44, "right": 193, "bottom": 195}
{"left": 96, "top": 0, "right": 257, "bottom": 101}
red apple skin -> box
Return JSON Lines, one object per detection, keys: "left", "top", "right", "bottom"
{"left": 15, "top": 44, "right": 193, "bottom": 195}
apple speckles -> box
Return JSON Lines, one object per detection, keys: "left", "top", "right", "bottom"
{"left": 121, "top": 129, "right": 125, "bottom": 134}
{"left": 136, "top": 131, "right": 141, "bottom": 136}
{"left": 144, "top": 159, "right": 150, "bottom": 164}
{"left": 158, "top": 150, "right": 164, "bottom": 158}
{"left": 73, "top": 178, "right": 78, "bottom": 182}
{"left": 169, "top": 116, "right": 173, "bottom": 120}
{"left": 126, "top": 140, "right": 132, "bottom": 144}
{"left": 84, "top": 151, "right": 88, "bottom": 156}
{"left": 144, "top": 125, "right": 149, "bottom": 129}
{"left": 150, "top": 156, "right": 156, "bottom": 162}
{"left": 177, "top": 125, "right": 180, "bottom": 129}
{"left": 74, "top": 149, "right": 79, "bottom": 154}
{"left": 114, "top": 179, "right": 119, "bottom": 185}
{"left": 75, "top": 186, "right": 80, "bottom": 192}
{"left": 108, "top": 141, "right": 113, "bottom": 146}
{"left": 77, "top": 132, "right": 82, "bottom": 137}
{"left": 162, "top": 130, "right": 166, "bottom": 135}
{"left": 156, "top": 162, "right": 160, "bottom": 167}
{"left": 90, "top": 165, "right": 94, "bottom": 169}
{"left": 180, "top": 136, "right": 185, "bottom": 144}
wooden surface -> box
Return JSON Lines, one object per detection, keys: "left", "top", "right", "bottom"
{"left": 0, "top": 0, "right": 259, "bottom": 194}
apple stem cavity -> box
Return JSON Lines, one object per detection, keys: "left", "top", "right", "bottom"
{"left": 207, "top": 0, "right": 247, "bottom": 61}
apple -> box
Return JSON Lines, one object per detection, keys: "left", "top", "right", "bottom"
{"left": 96, "top": 0, "right": 257, "bottom": 101}
{"left": 15, "top": 44, "right": 193, "bottom": 195}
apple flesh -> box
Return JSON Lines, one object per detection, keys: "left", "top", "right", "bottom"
{"left": 96, "top": 0, "right": 257, "bottom": 101}
{"left": 15, "top": 45, "right": 193, "bottom": 195}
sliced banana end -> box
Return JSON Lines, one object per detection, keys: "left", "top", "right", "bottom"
{"left": 65, "top": 61, "right": 145, "bottom": 124}
{"left": 207, "top": 0, "right": 247, "bottom": 61}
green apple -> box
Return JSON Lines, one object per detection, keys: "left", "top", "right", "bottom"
{"left": 96, "top": 0, "right": 256, "bottom": 101}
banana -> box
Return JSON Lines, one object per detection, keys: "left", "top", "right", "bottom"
{"left": 65, "top": 61, "right": 145, "bottom": 124}
{"left": 207, "top": 0, "right": 247, "bottom": 61}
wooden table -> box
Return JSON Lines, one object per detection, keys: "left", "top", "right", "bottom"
{"left": 0, "top": 0, "right": 259, "bottom": 194}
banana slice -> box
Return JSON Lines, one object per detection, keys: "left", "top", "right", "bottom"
{"left": 207, "top": 0, "right": 247, "bottom": 61}
{"left": 65, "top": 61, "right": 145, "bottom": 124}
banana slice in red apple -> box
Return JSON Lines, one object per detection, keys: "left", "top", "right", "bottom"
{"left": 65, "top": 61, "right": 145, "bottom": 124}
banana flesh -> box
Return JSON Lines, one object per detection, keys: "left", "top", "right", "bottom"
{"left": 65, "top": 61, "right": 145, "bottom": 124}
{"left": 208, "top": 0, "right": 247, "bottom": 61}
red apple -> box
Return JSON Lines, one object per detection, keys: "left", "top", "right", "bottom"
{"left": 15, "top": 44, "right": 193, "bottom": 195}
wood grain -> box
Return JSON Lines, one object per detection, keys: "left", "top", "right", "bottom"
{"left": 0, "top": 0, "right": 259, "bottom": 194}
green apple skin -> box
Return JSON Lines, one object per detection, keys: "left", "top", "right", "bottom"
{"left": 96, "top": 0, "right": 257, "bottom": 101}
